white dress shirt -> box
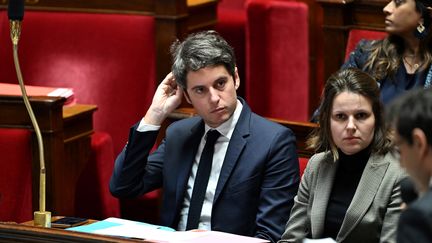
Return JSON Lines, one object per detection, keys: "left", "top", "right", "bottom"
{"left": 177, "top": 100, "right": 242, "bottom": 230}
{"left": 137, "top": 100, "right": 243, "bottom": 231}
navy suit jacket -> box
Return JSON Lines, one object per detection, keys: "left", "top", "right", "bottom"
{"left": 110, "top": 99, "right": 300, "bottom": 243}
{"left": 397, "top": 187, "right": 432, "bottom": 243}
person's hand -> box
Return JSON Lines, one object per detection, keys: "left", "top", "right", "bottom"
{"left": 144, "top": 72, "right": 183, "bottom": 125}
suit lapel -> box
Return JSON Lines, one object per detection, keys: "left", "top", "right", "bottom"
{"left": 337, "top": 154, "right": 389, "bottom": 241}
{"left": 213, "top": 101, "right": 250, "bottom": 204}
{"left": 311, "top": 155, "right": 337, "bottom": 237}
{"left": 174, "top": 121, "right": 205, "bottom": 209}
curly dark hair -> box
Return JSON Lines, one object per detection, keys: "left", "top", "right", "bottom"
{"left": 363, "top": 0, "right": 432, "bottom": 81}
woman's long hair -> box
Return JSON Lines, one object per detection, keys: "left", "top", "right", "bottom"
{"left": 363, "top": 36, "right": 432, "bottom": 80}
{"left": 364, "top": 0, "right": 432, "bottom": 80}
{"left": 308, "top": 68, "right": 394, "bottom": 161}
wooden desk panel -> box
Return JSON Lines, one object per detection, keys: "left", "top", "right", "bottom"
{"left": 0, "top": 222, "right": 143, "bottom": 242}
{"left": 0, "top": 95, "right": 96, "bottom": 216}
{"left": 0, "top": 0, "right": 154, "bottom": 14}
{"left": 316, "top": 0, "right": 386, "bottom": 81}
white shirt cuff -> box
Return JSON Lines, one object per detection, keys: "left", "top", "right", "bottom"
{"left": 137, "top": 118, "right": 161, "bottom": 132}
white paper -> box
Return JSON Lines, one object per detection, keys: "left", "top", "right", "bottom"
{"left": 303, "top": 238, "right": 337, "bottom": 243}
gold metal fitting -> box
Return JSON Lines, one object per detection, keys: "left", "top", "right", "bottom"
{"left": 34, "top": 211, "right": 51, "bottom": 227}
{"left": 9, "top": 20, "right": 22, "bottom": 45}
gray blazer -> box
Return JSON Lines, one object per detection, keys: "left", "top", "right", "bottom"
{"left": 279, "top": 151, "right": 405, "bottom": 243}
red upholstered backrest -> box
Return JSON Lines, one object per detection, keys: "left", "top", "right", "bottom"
{"left": 299, "top": 157, "right": 309, "bottom": 177}
{"left": 218, "top": 0, "right": 247, "bottom": 10}
{"left": 75, "top": 132, "right": 119, "bottom": 219}
{"left": 216, "top": 0, "right": 248, "bottom": 97}
{"left": 0, "top": 13, "right": 34, "bottom": 219}
{"left": 0, "top": 11, "right": 156, "bottom": 155}
{"left": 345, "top": 29, "right": 387, "bottom": 60}
{"left": 0, "top": 128, "right": 33, "bottom": 223}
{"left": 246, "top": 0, "right": 309, "bottom": 121}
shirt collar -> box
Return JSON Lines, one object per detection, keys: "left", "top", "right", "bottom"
{"left": 204, "top": 99, "right": 242, "bottom": 140}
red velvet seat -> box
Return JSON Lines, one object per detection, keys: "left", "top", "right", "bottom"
{"left": 246, "top": 0, "right": 309, "bottom": 122}
{"left": 0, "top": 128, "right": 33, "bottom": 223}
{"left": 298, "top": 157, "right": 308, "bottom": 177}
{"left": 345, "top": 29, "right": 387, "bottom": 60}
{"left": 216, "top": 0, "right": 248, "bottom": 97}
{"left": 0, "top": 11, "right": 156, "bottom": 156}
{"left": 0, "top": 10, "right": 157, "bottom": 221}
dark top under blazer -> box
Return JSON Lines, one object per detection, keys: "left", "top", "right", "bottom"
{"left": 279, "top": 151, "right": 405, "bottom": 243}
{"left": 110, "top": 98, "right": 300, "bottom": 243}
{"left": 342, "top": 39, "right": 428, "bottom": 105}
{"left": 397, "top": 187, "right": 432, "bottom": 243}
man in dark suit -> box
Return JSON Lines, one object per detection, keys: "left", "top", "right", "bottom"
{"left": 109, "top": 30, "right": 300, "bottom": 243}
{"left": 387, "top": 87, "right": 432, "bottom": 243}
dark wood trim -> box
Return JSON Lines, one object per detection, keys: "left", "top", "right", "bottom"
{"left": 0, "top": 222, "right": 143, "bottom": 242}
{"left": 316, "top": 0, "right": 387, "bottom": 81}
{"left": 0, "top": 96, "right": 96, "bottom": 216}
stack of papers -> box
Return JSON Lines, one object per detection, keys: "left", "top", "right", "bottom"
{"left": 0, "top": 83, "right": 75, "bottom": 105}
{"left": 303, "top": 238, "right": 336, "bottom": 243}
{"left": 68, "top": 217, "right": 269, "bottom": 243}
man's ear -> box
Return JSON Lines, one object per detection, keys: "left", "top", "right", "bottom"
{"left": 184, "top": 89, "right": 192, "bottom": 104}
{"left": 412, "top": 128, "right": 429, "bottom": 158}
{"left": 234, "top": 67, "right": 240, "bottom": 90}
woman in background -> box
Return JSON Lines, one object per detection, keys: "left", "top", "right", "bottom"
{"left": 280, "top": 68, "right": 405, "bottom": 243}
{"left": 343, "top": 0, "right": 432, "bottom": 105}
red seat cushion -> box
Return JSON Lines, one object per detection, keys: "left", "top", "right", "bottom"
{"left": 0, "top": 128, "right": 33, "bottom": 223}
{"left": 246, "top": 0, "right": 309, "bottom": 121}
{"left": 0, "top": 10, "right": 157, "bottom": 221}
{"left": 218, "top": 0, "right": 247, "bottom": 9}
{"left": 299, "top": 157, "right": 309, "bottom": 177}
{"left": 345, "top": 29, "right": 387, "bottom": 60}
{"left": 216, "top": 6, "right": 247, "bottom": 97}
{"left": 75, "top": 132, "right": 120, "bottom": 219}
{"left": 0, "top": 11, "right": 156, "bottom": 156}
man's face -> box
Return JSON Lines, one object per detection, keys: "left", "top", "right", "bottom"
{"left": 394, "top": 131, "right": 425, "bottom": 189}
{"left": 184, "top": 65, "right": 240, "bottom": 128}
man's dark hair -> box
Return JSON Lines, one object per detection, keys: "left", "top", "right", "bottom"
{"left": 387, "top": 87, "right": 432, "bottom": 146}
{"left": 170, "top": 30, "right": 236, "bottom": 89}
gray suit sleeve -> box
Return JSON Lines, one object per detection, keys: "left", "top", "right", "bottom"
{"left": 380, "top": 171, "right": 403, "bottom": 243}
{"left": 279, "top": 155, "right": 319, "bottom": 243}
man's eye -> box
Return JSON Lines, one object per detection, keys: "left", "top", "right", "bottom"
{"left": 216, "top": 80, "right": 226, "bottom": 89}
{"left": 194, "top": 87, "right": 204, "bottom": 94}
{"left": 394, "top": 0, "right": 403, "bottom": 6}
